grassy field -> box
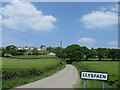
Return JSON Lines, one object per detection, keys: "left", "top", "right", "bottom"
{"left": 73, "top": 61, "right": 119, "bottom": 88}
{"left": 0, "top": 57, "right": 1, "bottom": 90}
{"left": 12, "top": 55, "right": 57, "bottom": 59}
{"left": 2, "top": 55, "right": 66, "bottom": 89}
{"left": 82, "top": 58, "right": 118, "bottom": 61}
{"left": 3, "top": 58, "right": 59, "bottom": 69}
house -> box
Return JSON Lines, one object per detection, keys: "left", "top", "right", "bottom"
{"left": 37, "top": 48, "right": 42, "bottom": 51}
{"left": 41, "top": 47, "right": 47, "bottom": 51}
{"left": 47, "top": 52, "right": 56, "bottom": 56}
{"left": 17, "top": 47, "right": 28, "bottom": 50}
{"left": 17, "top": 47, "right": 34, "bottom": 50}
{"left": 17, "top": 47, "right": 44, "bottom": 51}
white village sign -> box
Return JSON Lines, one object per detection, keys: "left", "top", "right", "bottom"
{"left": 81, "top": 71, "right": 108, "bottom": 81}
{"left": 80, "top": 71, "right": 108, "bottom": 89}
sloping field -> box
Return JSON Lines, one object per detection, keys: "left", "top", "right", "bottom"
{"left": 3, "top": 57, "right": 59, "bottom": 69}
{"left": 73, "top": 61, "right": 119, "bottom": 88}
{"left": 12, "top": 55, "right": 56, "bottom": 59}
{"left": 2, "top": 55, "right": 65, "bottom": 89}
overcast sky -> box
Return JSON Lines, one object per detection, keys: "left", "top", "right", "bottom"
{"left": 1, "top": 0, "right": 118, "bottom": 48}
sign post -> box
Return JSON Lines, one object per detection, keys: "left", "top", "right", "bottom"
{"left": 80, "top": 71, "right": 108, "bottom": 89}
{"left": 102, "top": 81, "right": 105, "bottom": 90}
{"left": 84, "top": 79, "right": 86, "bottom": 90}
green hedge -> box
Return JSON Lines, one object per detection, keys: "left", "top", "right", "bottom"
{"left": 2, "top": 65, "right": 59, "bottom": 80}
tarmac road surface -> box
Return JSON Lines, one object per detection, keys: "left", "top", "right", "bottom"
{"left": 16, "top": 65, "right": 79, "bottom": 88}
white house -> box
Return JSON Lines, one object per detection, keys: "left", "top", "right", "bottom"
{"left": 17, "top": 47, "right": 28, "bottom": 50}
{"left": 37, "top": 48, "right": 42, "bottom": 51}
{"left": 41, "top": 47, "right": 47, "bottom": 51}
{"left": 17, "top": 47, "right": 45, "bottom": 51}
{"left": 47, "top": 52, "right": 56, "bottom": 56}
{"left": 17, "top": 47, "right": 34, "bottom": 50}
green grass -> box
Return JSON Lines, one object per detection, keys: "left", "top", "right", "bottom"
{"left": 12, "top": 55, "right": 57, "bottom": 59}
{"left": 82, "top": 58, "right": 118, "bottom": 60}
{"left": 2, "top": 64, "right": 65, "bottom": 89}
{"left": 0, "top": 57, "right": 2, "bottom": 90}
{"left": 2, "top": 56, "right": 66, "bottom": 89}
{"left": 2, "top": 57, "right": 59, "bottom": 69}
{"left": 73, "top": 61, "right": 119, "bottom": 88}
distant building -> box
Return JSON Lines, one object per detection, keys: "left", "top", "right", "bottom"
{"left": 41, "top": 47, "right": 47, "bottom": 51}
{"left": 47, "top": 52, "right": 56, "bottom": 56}
{"left": 17, "top": 47, "right": 27, "bottom": 50}
{"left": 17, "top": 47, "right": 45, "bottom": 51}
{"left": 37, "top": 48, "right": 41, "bottom": 51}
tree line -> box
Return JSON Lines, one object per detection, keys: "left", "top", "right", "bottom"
{"left": 1, "top": 45, "right": 47, "bottom": 57}
{"left": 1, "top": 44, "right": 120, "bottom": 61}
{"left": 52, "top": 44, "right": 120, "bottom": 61}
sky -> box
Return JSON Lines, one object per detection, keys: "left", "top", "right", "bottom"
{"left": 1, "top": 0, "right": 118, "bottom": 48}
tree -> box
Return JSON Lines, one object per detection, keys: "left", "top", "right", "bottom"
{"left": 9, "top": 49, "right": 18, "bottom": 55}
{"left": 96, "top": 48, "right": 108, "bottom": 60}
{"left": 47, "top": 47, "right": 53, "bottom": 52}
{"left": 16, "top": 49, "right": 26, "bottom": 55}
{"left": 24, "top": 50, "right": 33, "bottom": 55}
{"left": 6, "top": 45, "right": 17, "bottom": 51}
{"left": 82, "top": 46, "right": 90, "bottom": 60}
{"left": 65, "top": 44, "right": 83, "bottom": 60}
{"left": 4, "top": 53, "right": 12, "bottom": 58}
{"left": 5, "top": 45, "right": 19, "bottom": 55}
{"left": 40, "top": 45, "right": 45, "bottom": 49}
{"left": 90, "top": 48, "right": 97, "bottom": 58}
{"left": 53, "top": 47, "right": 64, "bottom": 58}
{"left": 32, "top": 48, "right": 39, "bottom": 55}
{"left": 2, "top": 48, "right": 9, "bottom": 57}
{"left": 116, "top": 49, "right": 120, "bottom": 59}
{"left": 108, "top": 49, "right": 117, "bottom": 60}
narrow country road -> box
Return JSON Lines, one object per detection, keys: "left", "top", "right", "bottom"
{"left": 16, "top": 65, "right": 79, "bottom": 88}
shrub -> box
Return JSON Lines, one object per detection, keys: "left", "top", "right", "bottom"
{"left": 2, "top": 64, "right": 60, "bottom": 80}
{"left": 4, "top": 53, "right": 12, "bottom": 58}
{"left": 116, "top": 80, "right": 120, "bottom": 88}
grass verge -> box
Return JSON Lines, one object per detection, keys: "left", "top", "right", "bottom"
{"left": 73, "top": 61, "right": 119, "bottom": 88}
{"left": 2, "top": 64, "right": 66, "bottom": 89}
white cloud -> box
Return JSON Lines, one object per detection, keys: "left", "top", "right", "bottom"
{"left": 107, "top": 41, "right": 118, "bottom": 46}
{"left": 1, "top": 0, "right": 57, "bottom": 32}
{"left": 81, "top": 6, "right": 118, "bottom": 29}
{"left": 109, "top": 47, "right": 118, "bottom": 49}
{"left": 111, "top": 4, "right": 118, "bottom": 12}
{"left": 77, "top": 37, "right": 96, "bottom": 45}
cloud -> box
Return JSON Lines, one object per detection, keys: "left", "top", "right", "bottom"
{"left": 81, "top": 5, "right": 118, "bottom": 29}
{"left": 111, "top": 4, "right": 118, "bottom": 12}
{"left": 77, "top": 37, "right": 96, "bottom": 45}
{"left": 1, "top": 0, "right": 57, "bottom": 32}
{"left": 107, "top": 41, "right": 118, "bottom": 46}
{"left": 109, "top": 47, "right": 118, "bottom": 49}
